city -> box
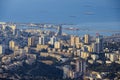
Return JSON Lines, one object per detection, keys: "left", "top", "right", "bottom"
{"left": 0, "top": 22, "right": 120, "bottom": 80}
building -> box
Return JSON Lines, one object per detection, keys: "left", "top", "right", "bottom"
{"left": 28, "top": 37, "right": 34, "bottom": 47}
{"left": 71, "top": 36, "right": 80, "bottom": 46}
{"left": 87, "top": 45, "right": 92, "bottom": 52}
{"left": 50, "top": 36, "right": 56, "bottom": 45}
{"left": 54, "top": 41, "right": 61, "bottom": 49}
{"left": 10, "top": 25, "right": 16, "bottom": 35}
{"left": 14, "top": 45, "right": 19, "bottom": 50}
{"left": 80, "top": 60, "right": 86, "bottom": 74}
{"left": 56, "top": 25, "right": 62, "bottom": 36}
{"left": 37, "top": 44, "right": 48, "bottom": 50}
{"left": 91, "top": 54, "right": 99, "bottom": 60}
{"left": 63, "top": 59, "right": 86, "bottom": 79}
{"left": 95, "top": 35, "right": 103, "bottom": 53}
{"left": 14, "top": 49, "right": 26, "bottom": 55}
{"left": 75, "top": 37, "right": 80, "bottom": 44}
{"left": 63, "top": 65, "right": 72, "bottom": 79}
{"left": 91, "top": 43, "right": 97, "bottom": 52}
{"left": 39, "top": 36, "right": 47, "bottom": 45}
{"left": 0, "top": 45, "right": 5, "bottom": 54}
{"left": 84, "top": 34, "right": 90, "bottom": 44}
{"left": 83, "top": 45, "right": 92, "bottom": 52}
{"left": 71, "top": 36, "right": 75, "bottom": 46}
{"left": 81, "top": 46, "right": 88, "bottom": 52}
{"left": 9, "top": 40, "right": 15, "bottom": 50}
{"left": 24, "top": 47, "right": 29, "bottom": 53}
{"left": 75, "top": 58, "right": 87, "bottom": 74}
{"left": 80, "top": 51, "right": 89, "bottom": 59}
{"left": 14, "top": 29, "right": 20, "bottom": 36}
{"left": 2, "top": 24, "right": 6, "bottom": 30}
{"left": 76, "top": 59, "right": 80, "bottom": 72}
{"left": 10, "top": 25, "right": 16, "bottom": 30}
{"left": 105, "top": 53, "right": 117, "bottom": 62}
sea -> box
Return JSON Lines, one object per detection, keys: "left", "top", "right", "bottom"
{"left": 0, "top": 0, "right": 120, "bottom": 36}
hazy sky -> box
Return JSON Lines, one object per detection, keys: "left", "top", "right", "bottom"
{"left": 0, "top": 0, "right": 120, "bottom": 24}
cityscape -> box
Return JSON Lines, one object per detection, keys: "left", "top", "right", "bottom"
{"left": 0, "top": 22, "right": 120, "bottom": 80}
{"left": 0, "top": 0, "right": 120, "bottom": 80}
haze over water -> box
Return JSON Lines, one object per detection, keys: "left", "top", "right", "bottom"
{"left": 0, "top": 0, "right": 120, "bottom": 35}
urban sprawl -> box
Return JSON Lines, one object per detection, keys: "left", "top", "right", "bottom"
{"left": 0, "top": 22, "right": 120, "bottom": 80}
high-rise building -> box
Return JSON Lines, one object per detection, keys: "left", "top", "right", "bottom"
{"left": 39, "top": 36, "right": 46, "bottom": 45}
{"left": 0, "top": 45, "right": 5, "bottom": 54}
{"left": 84, "top": 34, "right": 90, "bottom": 44}
{"left": 9, "top": 40, "right": 15, "bottom": 50}
{"left": 96, "top": 35, "right": 103, "bottom": 53}
{"left": 50, "top": 36, "right": 56, "bottom": 45}
{"left": 56, "top": 25, "right": 62, "bottom": 36}
{"left": 28, "top": 37, "right": 34, "bottom": 47}
{"left": 71, "top": 36, "right": 75, "bottom": 46}
{"left": 14, "top": 29, "right": 20, "bottom": 36}
{"left": 2, "top": 24, "right": 6, "bottom": 30}
{"left": 91, "top": 43, "right": 97, "bottom": 52}
{"left": 70, "top": 36, "right": 80, "bottom": 46}
{"left": 76, "top": 37, "right": 80, "bottom": 44}
{"left": 10, "top": 25, "right": 16, "bottom": 35}
{"left": 76, "top": 59, "right": 80, "bottom": 72}
{"left": 81, "top": 60, "right": 86, "bottom": 74}
{"left": 75, "top": 58, "right": 86, "bottom": 74}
